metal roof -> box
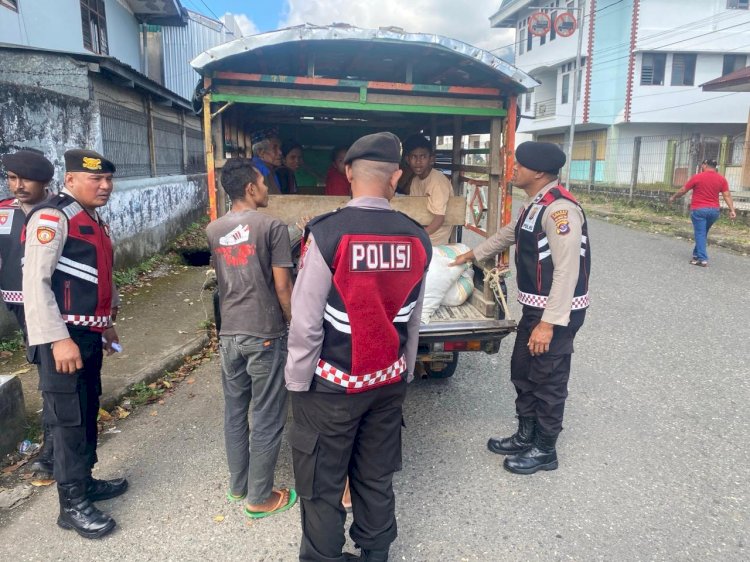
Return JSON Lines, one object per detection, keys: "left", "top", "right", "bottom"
{"left": 701, "top": 66, "right": 750, "bottom": 93}
{"left": 190, "top": 23, "right": 538, "bottom": 93}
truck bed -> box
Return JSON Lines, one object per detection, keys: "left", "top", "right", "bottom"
{"left": 419, "top": 301, "right": 516, "bottom": 339}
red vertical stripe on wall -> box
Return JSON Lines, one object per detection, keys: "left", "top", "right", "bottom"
{"left": 583, "top": 0, "right": 597, "bottom": 123}
{"left": 624, "top": 0, "right": 641, "bottom": 123}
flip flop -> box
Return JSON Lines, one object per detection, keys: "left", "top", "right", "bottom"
{"left": 226, "top": 490, "right": 246, "bottom": 503}
{"left": 244, "top": 488, "right": 298, "bottom": 519}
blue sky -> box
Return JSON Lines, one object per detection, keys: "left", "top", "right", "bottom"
{"left": 181, "top": 0, "right": 285, "bottom": 32}
{"left": 180, "top": 0, "right": 515, "bottom": 55}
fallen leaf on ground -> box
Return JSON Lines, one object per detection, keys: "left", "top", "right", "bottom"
{"left": 115, "top": 406, "right": 130, "bottom": 419}
{"left": 0, "top": 350, "right": 12, "bottom": 358}
{"left": 158, "top": 399, "right": 165, "bottom": 405}
{"left": 213, "top": 515, "right": 225, "bottom": 522}
{"left": 187, "top": 378, "right": 195, "bottom": 384}
{"left": 11, "top": 367, "right": 31, "bottom": 375}
{"left": 162, "top": 380, "right": 173, "bottom": 389}
{"left": 150, "top": 410, "right": 158, "bottom": 416}
{"left": 31, "top": 479, "right": 55, "bottom": 487}
{"left": 98, "top": 408, "right": 113, "bottom": 422}
{"left": 178, "top": 330, "right": 188, "bottom": 334}
{"left": 2, "top": 459, "right": 28, "bottom": 474}
{"left": 148, "top": 383, "right": 158, "bottom": 390}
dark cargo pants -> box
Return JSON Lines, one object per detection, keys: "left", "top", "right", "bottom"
{"left": 510, "top": 307, "right": 585, "bottom": 435}
{"left": 35, "top": 329, "right": 102, "bottom": 485}
{"left": 289, "top": 380, "right": 407, "bottom": 562}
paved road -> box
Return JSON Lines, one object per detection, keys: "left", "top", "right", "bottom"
{"left": 1, "top": 217, "right": 748, "bottom": 561}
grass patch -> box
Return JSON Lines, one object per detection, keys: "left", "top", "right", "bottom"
{"left": 112, "top": 218, "right": 209, "bottom": 292}
{"left": 0, "top": 330, "right": 25, "bottom": 352}
{"left": 127, "top": 381, "right": 166, "bottom": 406}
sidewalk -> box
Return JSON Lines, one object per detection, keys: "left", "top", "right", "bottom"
{"left": 1, "top": 260, "right": 213, "bottom": 436}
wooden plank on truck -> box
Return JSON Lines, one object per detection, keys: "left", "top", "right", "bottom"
{"left": 259, "top": 195, "right": 466, "bottom": 226}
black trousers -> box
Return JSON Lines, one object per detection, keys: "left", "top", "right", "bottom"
{"left": 35, "top": 329, "right": 103, "bottom": 485}
{"left": 289, "top": 380, "right": 407, "bottom": 562}
{"left": 510, "top": 307, "right": 585, "bottom": 435}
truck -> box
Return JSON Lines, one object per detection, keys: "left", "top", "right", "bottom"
{"left": 192, "top": 24, "right": 539, "bottom": 378}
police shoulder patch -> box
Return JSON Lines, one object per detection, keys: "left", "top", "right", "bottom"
{"left": 550, "top": 209, "right": 570, "bottom": 236}
{"left": 37, "top": 226, "right": 56, "bottom": 244}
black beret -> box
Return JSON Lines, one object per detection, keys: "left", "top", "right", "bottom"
{"left": 515, "top": 141, "right": 566, "bottom": 174}
{"left": 2, "top": 149, "right": 55, "bottom": 182}
{"left": 344, "top": 132, "right": 402, "bottom": 165}
{"left": 64, "top": 149, "right": 116, "bottom": 174}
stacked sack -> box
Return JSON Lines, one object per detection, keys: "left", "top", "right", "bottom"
{"left": 420, "top": 243, "right": 475, "bottom": 324}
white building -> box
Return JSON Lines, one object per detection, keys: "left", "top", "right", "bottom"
{"left": 490, "top": 0, "right": 750, "bottom": 188}
{"left": 0, "top": 0, "right": 234, "bottom": 100}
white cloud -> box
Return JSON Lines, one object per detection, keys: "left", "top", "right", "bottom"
{"left": 223, "top": 12, "right": 259, "bottom": 37}
{"left": 280, "top": 0, "right": 516, "bottom": 59}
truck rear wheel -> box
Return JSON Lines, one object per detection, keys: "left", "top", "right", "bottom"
{"left": 423, "top": 353, "right": 458, "bottom": 379}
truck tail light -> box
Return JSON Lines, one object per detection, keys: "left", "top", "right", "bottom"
{"left": 443, "top": 341, "right": 482, "bottom": 351}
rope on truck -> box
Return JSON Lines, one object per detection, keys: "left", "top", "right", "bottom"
{"left": 484, "top": 266, "right": 512, "bottom": 322}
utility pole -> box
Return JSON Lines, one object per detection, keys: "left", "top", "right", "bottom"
{"left": 565, "top": 5, "right": 585, "bottom": 188}
{"left": 528, "top": 5, "right": 585, "bottom": 187}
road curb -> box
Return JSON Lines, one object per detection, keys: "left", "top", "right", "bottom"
{"left": 100, "top": 333, "right": 210, "bottom": 412}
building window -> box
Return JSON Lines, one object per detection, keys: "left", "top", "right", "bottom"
{"left": 561, "top": 73, "right": 570, "bottom": 104}
{"left": 0, "top": 0, "right": 18, "bottom": 10}
{"left": 727, "top": 0, "right": 749, "bottom": 9}
{"left": 640, "top": 53, "right": 666, "bottom": 85}
{"left": 723, "top": 54, "right": 747, "bottom": 75}
{"left": 527, "top": 27, "right": 533, "bottom": 52}
{"left": 671, "top": 53, "right": 696, "bottom": 86}
{"left": 525, "top": 92, "right": 532, "bottom": 112}
{"left": 519, "top": 28, "right": 526, "bottom": 55}
{"left": 80, "top": 0, "right": 108, "bottom": 55}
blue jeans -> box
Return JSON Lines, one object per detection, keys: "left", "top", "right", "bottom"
{"left": 219, "top": 334, "right": 288, "bottom": 504}
{"left": 690, "top": 207, "right": 720, "bottom": 262}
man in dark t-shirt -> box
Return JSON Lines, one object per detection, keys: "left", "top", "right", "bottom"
{"left": 206, "top": 158, "right": 297, "bottom": 519}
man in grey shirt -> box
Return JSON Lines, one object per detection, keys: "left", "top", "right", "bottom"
{"left": 206, "top": 158, "right": 297, "bottom": 518}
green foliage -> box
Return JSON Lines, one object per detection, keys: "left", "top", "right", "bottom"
{"left": 127, "top": 381, "right": 166, "bottom": 406}
{"left": 0, "top": 330, "right": 25, "bottom": 352}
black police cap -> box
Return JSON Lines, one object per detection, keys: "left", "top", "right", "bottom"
{"left": 344, "top": 132, "right": 402, "bottom": 165}
{"left": 1, "top": 149, "right": 55, "bottom": 182}
{"left": 64, "top": 149, "right": 116, "bottom": 174}
{"left": 515, "top": 141, "right": 566, "bottom": 174}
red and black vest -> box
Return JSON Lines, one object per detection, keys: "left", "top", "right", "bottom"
{"left": 306, "top": 206, "right": 431, "bottom": 394}
{"left": 29, "top": 193, "right": 114, "bottom": 332}
{"left": 0, "top": 198, "right": 26, "bottom": 327}
{"left": 514, "top": 186, "right": 591, "bottom": 311}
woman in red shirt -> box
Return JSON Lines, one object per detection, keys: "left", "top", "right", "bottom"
{"left": 324, "top": 147, "right": 351, "bottom": 196}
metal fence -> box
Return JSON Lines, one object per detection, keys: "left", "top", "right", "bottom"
{"left": 153, "top": 117, "right": 183, "bottom": 176}
{"left": 185, "top": 127, "right": 205, "bottom": 174}
{"left": 99, "top": 101, "right": 207, "bottom": 178}
{"left": 564, "top": 133, "right": 746, "bottom": 202}
{"left": 100, "top": 101, "right": 151, "bottom": 178}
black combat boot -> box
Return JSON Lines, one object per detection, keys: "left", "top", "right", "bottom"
{"left": 503, "top": 431, "right": 559, "bottom": 475}
{"left": 57, "top": 481, "right": 116, "bottom": 539}
{"left": 29, "top": 425, "right": 54, "bottom": 477}
{"left": 86, "top": 476, "right": 129, "bottom": 501}
{"left": 487, "top": 416, "right": 536, "bottom": 455}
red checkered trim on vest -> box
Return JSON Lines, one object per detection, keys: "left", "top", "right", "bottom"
{"left": 1, "top": 290, "right": 23, "bottom": 304}
{"left": 316, "top": 355, "right": 406, "bottom": 391}
{"left": 517, "top": 291, "right": 590, "bottom": 310}
{"left": 62, "top": 314, "right": 111, "bottom": 328}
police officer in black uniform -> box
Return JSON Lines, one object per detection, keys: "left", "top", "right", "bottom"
{"left": 0, "top": 149, "right": 56, "bottom": 475}
{"left": 24, "top": 149, "right": 127, "bottom": 539}
{"left": 285, "top": 133, "right": 431, "bottom": 561}
{"left": 454, "top": 142, "right": 591, "bottom": 474}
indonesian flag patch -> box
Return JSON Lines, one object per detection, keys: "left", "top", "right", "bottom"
{"left": 36, "top": 213, "right": 59, "bottom": 244}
